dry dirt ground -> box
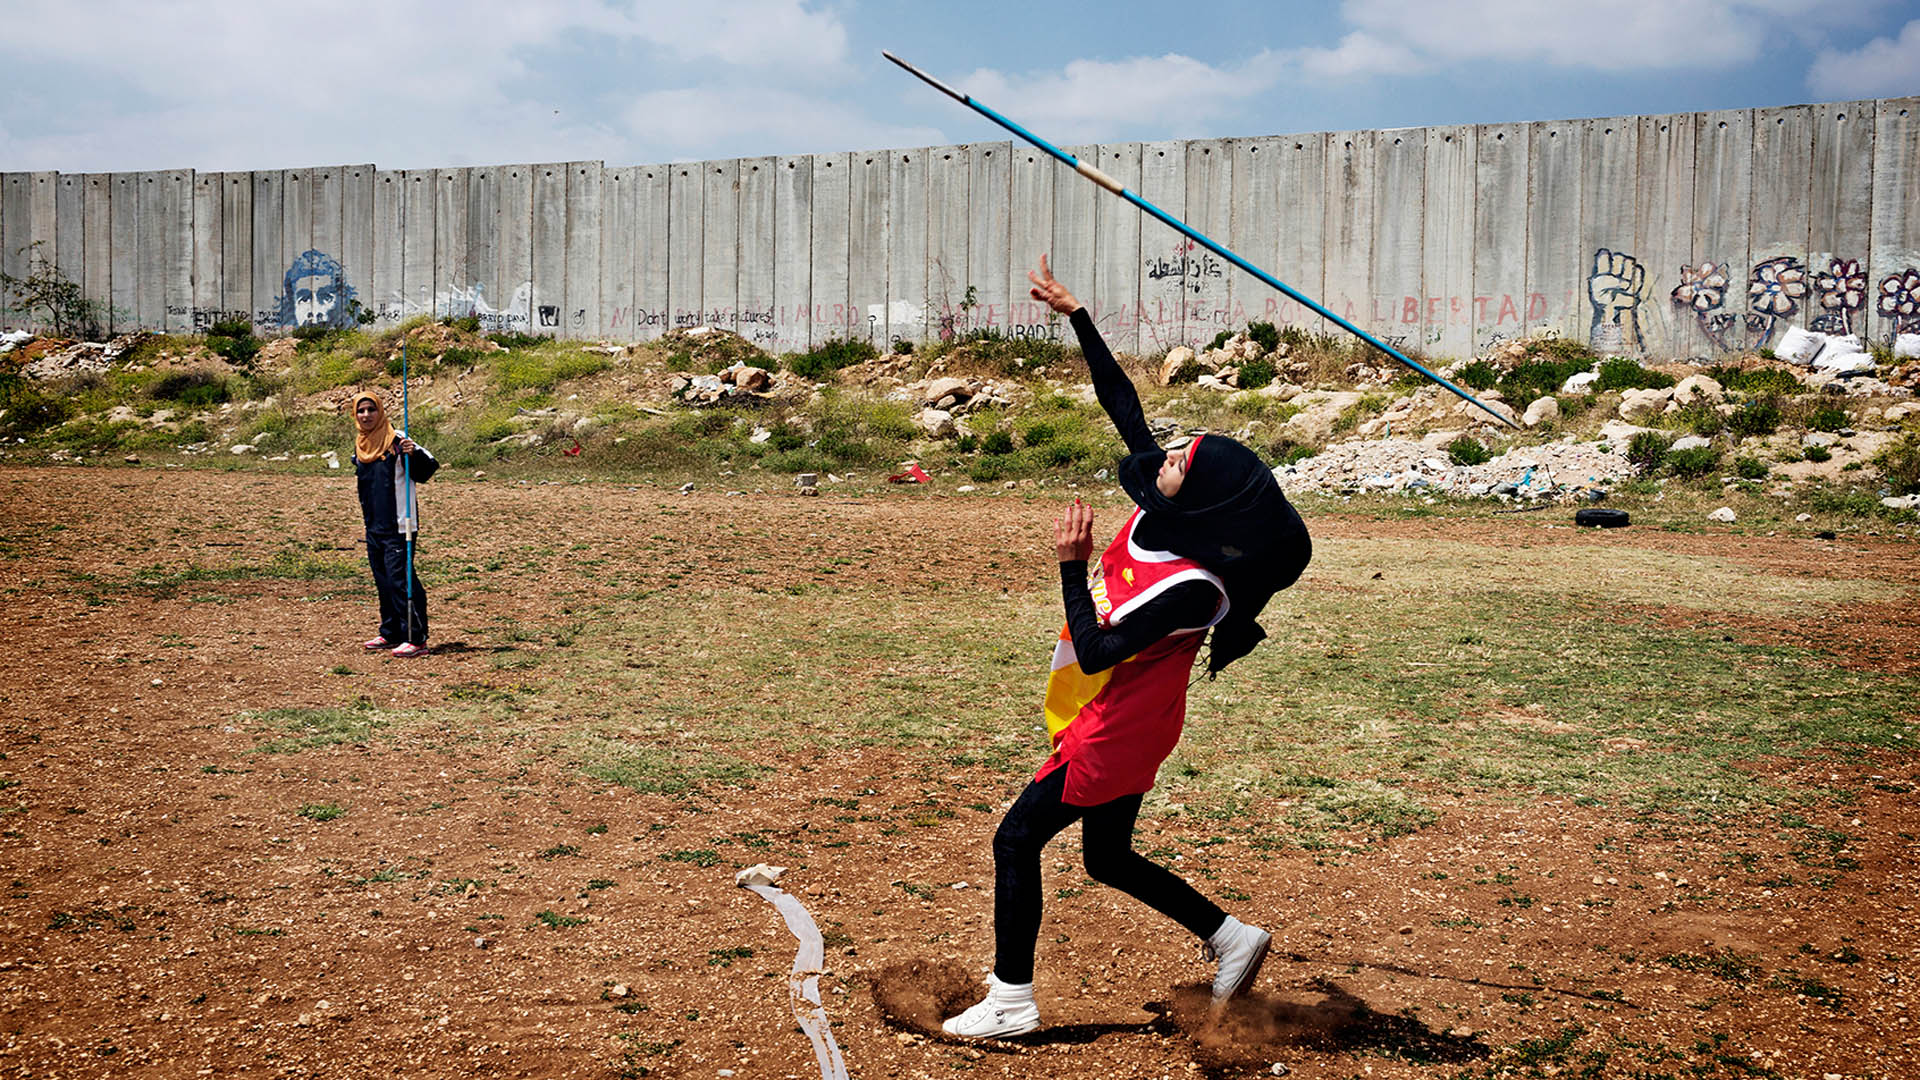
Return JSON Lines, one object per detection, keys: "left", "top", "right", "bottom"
{"left": 0, "top": 466, "right": 1915, "bottom": 1080}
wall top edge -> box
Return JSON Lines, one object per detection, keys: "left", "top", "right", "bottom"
{"left": 3, "top": 96, "right": 1914, "bottom": 178}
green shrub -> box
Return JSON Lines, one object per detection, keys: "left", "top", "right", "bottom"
{"left": 1704, "top": 365, "right": 1801, "bottom": 395}
{"left": 788, "top": 338, "right": 878, "bottom": 380}
{"left": 1806, "top": 404, "right": 1849, "bottom": 433}
{"left": 1331, "top": 393, "right": 1391, "bottom": 435}
{"left": 1672, "top": 402, "right": 1724, "bottom": 437}
{"left": 1207, "top": 329, "right": 1232, "bottom": 351}
{"left": 1246, "top": 321, "right": 1280, "bottom": 354}
{"left": 1499, "top": 358, "right": 1590, "bottom": 400}
{"left": 1594, "top": 357, "right": 1675, "bottom": 392}
{"left": 1453, "top": 360, "right": 1498, "bottom": 391}
{"left": 1875, "top": 436, "right": 1920, "bottom": 495}
{"left": 443, "top": 314, "right": 482, "bottom": 334}
{"left": 149, "top": 370, "right": 231, "bottom": 407}
{"left": 1523, "top": 337, "right": 1597, "bottom": 364}
{"left": 1734, "top": 456, "right": 1769, "bottom": 480}
{"left": 0, "top": 387, "right": 72, "bottom": 435}
{"left": 495, "top": 350, "right": 612, "bottom": 393}
{"left": 1021, "top": 421, "right": 1057, "bottom": 447}
{"left": 1626, "top": 431, "right": 1672, "bottom": 474}
{"left": 1038, "top": 438, "right": 1096, "bottom": 467}
{"left": 981, "top": 430, "right": 1015, "bottom": 455}
{"left": 489, "top": 331, "right": 544, "bottom": 349}
{"left": 968, "top": 455, "right": 1009, "bottom": 482}
{"left": 1237, "top": 357, "right": 1276, "bottom": 390}
{"left": 1726, "top": 397, "right": 1782, "bottom": 439}
{"left": 1803, "top": 445, "right": 1832, "bottom": 463}
{"left": 1274, "top": 442, "right": 1317, "bottom": 466}
{"left": 1446, "top": 435, "right": 1492, "bottom": 466}
{"left": 206, "top": 325, "right": 263, "bottom": 369}
{"left": 1666, "top": 445, "right": 1721, "bottom": 478}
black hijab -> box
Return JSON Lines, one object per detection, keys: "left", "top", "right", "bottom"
{"left": 1118, "top": 435, "right": 1311, "bottom": 674}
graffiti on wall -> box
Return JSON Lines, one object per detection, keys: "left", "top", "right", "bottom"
{"left": 1587, "top": 248, "right": 1653, "bottom": 353}
{"left": 1144, "top": 241, "right": 1225, "bottom": 295}
{"left": 1809, "top": 258, "right": 1866, "bottom": 335}
{"left": 1880, "top": 268, "right": 1920, "bottom": 336}
{"left": 409, "top": 280, "right": 539, "bottom": 334}
{"left": 272, "top": 249, "right": 362, "bottom": 329}
{"left": 1670, "top": 253, "right": 1920, "bottom": 351}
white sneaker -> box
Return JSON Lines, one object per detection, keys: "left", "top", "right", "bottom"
{"left": 1204, "top": 915, "right": 1272, "bottom": 1003}
{"left": 941, "top": 974, "right": 1041, "bottom": 1038}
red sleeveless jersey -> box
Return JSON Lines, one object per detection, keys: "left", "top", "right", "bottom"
{"left": 1036, "top": 509, "right": 1227, "bottom": 806}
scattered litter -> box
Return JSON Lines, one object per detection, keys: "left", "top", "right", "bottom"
{"left": 736, "top": 871, "right": 849, "bottom": 1080}
{"left": 735, "top": 864, "right": 787, "bottom": 888}
{"left": 1574, "top": 508, "right": 1630, "bottom": 528}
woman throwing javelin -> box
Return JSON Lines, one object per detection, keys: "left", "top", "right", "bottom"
{"left": 943, "top": 257, "right": 1312, "bottom": 1039}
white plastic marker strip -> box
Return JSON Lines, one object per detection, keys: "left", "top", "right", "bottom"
{"left": 738, "top": 867, "right": 849, "bottom": 1080}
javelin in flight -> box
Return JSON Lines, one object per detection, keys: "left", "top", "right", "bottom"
{"left": 882, "top": 50, "right": 1519, "bottom": 429}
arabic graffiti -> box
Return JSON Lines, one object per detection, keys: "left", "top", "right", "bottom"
{"left": 1143, "top": 249, "right": 1225, "bottom": 295}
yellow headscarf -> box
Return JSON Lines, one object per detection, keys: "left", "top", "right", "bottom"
{"left": 351, "top": 392, "right": 396, "bottom": 463}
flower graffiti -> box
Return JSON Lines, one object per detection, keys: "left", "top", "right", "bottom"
{"left": 1878, "top": 268, "right": 1920, "bottom": 336}
{"left": 1811, "top": 258, "right": 1866, "bottom": 335}
{"left": 1671, "top": 261, "right": 1729, "bottom": 313}
{"left": 1672, "top": 256, "right": 1821, "bottom": 352}
{"left": 1742, "top": 256, "right": 1807, "bottom": 348}
{"left": 1671, "top": 260, "right": 1739, "bottom": 350}
{"left": 1747, "top": 257, "right": 1808, "bottom": 318}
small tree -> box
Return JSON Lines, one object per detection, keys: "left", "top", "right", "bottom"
{"left": 1, "top": 241, "right": 107, "bottom": 340}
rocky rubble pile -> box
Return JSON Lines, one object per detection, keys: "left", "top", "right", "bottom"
{"left": 1278, "top": 435, "right": 1631, "bottom": 499}
{"left": 14, "top": 333, "right": 148, "bottom": 378}
{"left": 669, "top": 361, "right": 783, "bottom": 405}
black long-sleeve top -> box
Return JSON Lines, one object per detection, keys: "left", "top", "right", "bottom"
{"left": 1058, "top": 307, "right": 1218, "bottom": 675}
{"left": 354, "top": 438, "right": 438, "bottom": 535}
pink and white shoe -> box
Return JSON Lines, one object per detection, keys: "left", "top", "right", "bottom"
{"left": 362, "top": 636, "right": 392, "bottom": 651}
{"left": 390, "top": 642, "right": 429, "bottom": 658}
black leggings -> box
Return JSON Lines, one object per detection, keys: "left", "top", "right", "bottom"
{"left": 992, "top": 766, "right": 1226, "bottom": 984}
{"left": 367, "top": 532, "right": 428, "bottom": 645}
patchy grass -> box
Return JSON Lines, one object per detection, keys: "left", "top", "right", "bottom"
{"left": 248, "top": 706, "right": 387, "bottom": 754}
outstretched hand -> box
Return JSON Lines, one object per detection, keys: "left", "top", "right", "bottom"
{"left": 1028, "top": 254, "right": 1081, "bottom": 316}
{"left": 1054, "top": 498, "right": 1094, "bottom": 562}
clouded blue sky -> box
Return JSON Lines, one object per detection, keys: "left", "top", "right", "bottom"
{"left": 2, "top": 0, "right": 1917, "bottom": 172}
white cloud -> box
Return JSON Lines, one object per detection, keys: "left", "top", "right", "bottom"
{"left": 0, "top": 0, "right": 855, "bottom": 171}
{"left": 1807, "top": 19, "right": 1920, "bottom": 99}
{"left": 1295, "top": 32, "right": 1427, "bottom": 80}
{"left": 623, "top": 87, "right": 941, "bottom": 160}
{"left": 1293, "top": 0, "right": 1840, "bottom": 76}
{"left": 953, "top": 53, "right": 1286, "bottom": 144}
{"left": 607, "top": 0, "right": 849, "bottom": 71}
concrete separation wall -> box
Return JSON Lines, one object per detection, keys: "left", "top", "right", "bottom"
{"left": 3, "top": 98, "right": 1918, "bottom": 360}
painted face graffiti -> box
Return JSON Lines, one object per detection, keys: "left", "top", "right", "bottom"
{"left": 274, "top": 249, "right": 360, "bottom": 329}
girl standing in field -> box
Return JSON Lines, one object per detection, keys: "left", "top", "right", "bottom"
{"left": 943, "top": 257, "right": 1312, "bottom": 1039}
{"left": 350, "top": 391, "right": 437, "bottom": 658}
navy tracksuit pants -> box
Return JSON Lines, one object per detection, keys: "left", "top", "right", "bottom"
{"left": 367, "top": 532, "right": 427, "bottom": 645}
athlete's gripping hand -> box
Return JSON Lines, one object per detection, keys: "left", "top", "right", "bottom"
{"left": 1054, "top": 498, "right": 1094, "bottom": 563}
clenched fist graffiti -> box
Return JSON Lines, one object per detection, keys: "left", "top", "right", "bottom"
{"left": 1588, "top": 248, "right": 1652, "bottom": 353}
